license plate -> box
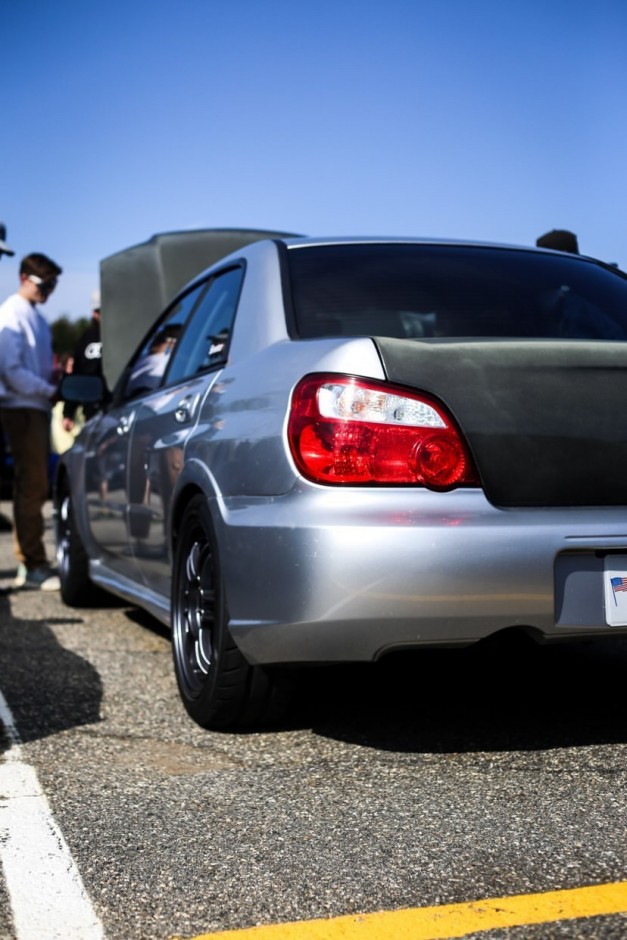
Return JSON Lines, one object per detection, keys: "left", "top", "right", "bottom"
{"left": 604, "top": 555, "right": 627, "bottom": 626}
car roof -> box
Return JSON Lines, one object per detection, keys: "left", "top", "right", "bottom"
{"left": 278, "top": 235, "right": 603, "bottom": 259}
{"left": 281, "top": 235, "right": 533, "bottom": 249}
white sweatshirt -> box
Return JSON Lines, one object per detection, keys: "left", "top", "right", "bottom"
{"left": 0, "top": 293, "right": 57, "bottom": 412}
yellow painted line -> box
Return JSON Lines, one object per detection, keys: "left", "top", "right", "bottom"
{"left": 179, "top": 881, "right": 627, "bottom": 940}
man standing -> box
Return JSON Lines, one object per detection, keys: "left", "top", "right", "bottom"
{"left": 62, "top": 288, "right": 102, "bottom": 432}
{"left": 0, "top": 252, "right": 62, "bottom": 590}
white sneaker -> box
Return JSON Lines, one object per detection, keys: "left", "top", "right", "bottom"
{"left": 13, "top": 563, "right": 28, "bottom": 589}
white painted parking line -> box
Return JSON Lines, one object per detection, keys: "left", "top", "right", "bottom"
{"left": 0, "top": 689, "right": 104, "bottom": 939}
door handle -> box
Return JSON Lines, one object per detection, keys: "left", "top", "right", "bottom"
{"left": 116, "top": 412, "right": 134, "bottom": 435}
{"left": 174, "top": 397, "right": 193, "bottom": 423}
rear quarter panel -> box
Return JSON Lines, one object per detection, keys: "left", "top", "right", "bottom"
{"left": 185, "top": 336, "right": 386, "bottom": 498}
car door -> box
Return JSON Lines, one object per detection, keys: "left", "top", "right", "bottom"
{"left": 125, "top": 265, "right": 245, "bottom": 596}
{"left": 83, "top": 406, "right": 137, "bottom": 579}
{"left": 85, "top": 282, "right": 209, "bottom": 579}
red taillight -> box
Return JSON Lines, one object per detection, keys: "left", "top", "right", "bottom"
{"left": 287, "top": 374, "right": 479, "bottom": 489}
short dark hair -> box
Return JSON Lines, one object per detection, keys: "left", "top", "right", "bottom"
{"left": 20, "top": 253, "right": 62, "bottom": 279}
{"left": 536, "top": 230, "right": 579, "bottom": 254}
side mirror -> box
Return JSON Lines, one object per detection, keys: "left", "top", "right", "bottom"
{"left": 59, "top": 373, "right": 105, "bottom": 404}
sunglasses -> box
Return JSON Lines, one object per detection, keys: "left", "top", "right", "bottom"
{"left": 27, "top": 274, "right": 58, "bottom": 293}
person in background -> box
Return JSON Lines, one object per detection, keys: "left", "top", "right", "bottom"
{"left": 0, "top": 252, "right": 62, "bottom": 591}
{"left": 62, "top": 289, "right": 102, "bottom": 433}
{"left": 50, "top": 353, "right": 80, "bottom": 455}
{"left": 0, "top": 223, "right": 15, "bottom": 533}
{"left": 0, "top": 222, "right": 13, "bottom": 259}
{"left": 536, "top": 229, "right": 579, "bottom": 254}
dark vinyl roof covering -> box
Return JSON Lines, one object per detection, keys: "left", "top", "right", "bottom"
{"left": 100, "top": 228, "right": 299, "bottom": 389}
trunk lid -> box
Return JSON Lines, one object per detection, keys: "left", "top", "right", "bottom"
{"left": 375, "top": 337, "right": 627, "bottom": 507}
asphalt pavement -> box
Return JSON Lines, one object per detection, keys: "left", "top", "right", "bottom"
{"left": 0, "top": 500, "right": 626, "bottom": 939}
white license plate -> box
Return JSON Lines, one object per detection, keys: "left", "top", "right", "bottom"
{"left": 604, "top": 555, "right": 627, "bottom": 626}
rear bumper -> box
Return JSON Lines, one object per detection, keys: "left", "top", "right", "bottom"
{"left": 215, "top": 485, "right": 627, "bottom": 664}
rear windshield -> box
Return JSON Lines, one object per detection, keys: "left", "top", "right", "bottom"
{"left": 287, "top": 244, "right": 627, "bottom": 341}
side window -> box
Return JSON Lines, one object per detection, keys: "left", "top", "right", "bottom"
{"left": 121, "top": 282, "right": 208, "bottom": 399}
{"left": 166, "top": 267, "right": 244, "bottom": 384}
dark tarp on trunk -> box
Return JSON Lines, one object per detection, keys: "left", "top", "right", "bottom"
{"left": 375, "top": 336, "right": 627, "bottom": 507}
{"left": 100, "top": 228, "right": 298, "bottom": 390}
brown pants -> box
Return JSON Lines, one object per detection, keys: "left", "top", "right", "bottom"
{"left": 0, "top": 408, "right": 51, "bottom": 568}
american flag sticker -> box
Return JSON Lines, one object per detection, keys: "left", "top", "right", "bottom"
{"left": 604, "top": 557, "right": 627, "bottom": 626}
{"left": 610, "top": 576, "right": 627, "bottom": 604}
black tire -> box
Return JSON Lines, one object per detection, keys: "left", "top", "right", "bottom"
{"left": 55, "top": 490, "right": 94, "bottom": 606}
{"left": 172, "top": 494, "right": 291, "bottom": 729}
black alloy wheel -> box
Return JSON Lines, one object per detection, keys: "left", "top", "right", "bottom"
{"left": 171, "top": 494, "right": 291, "bottom": 729}
{"left": 55, "top": 489, "right": 92, "bottom": 606}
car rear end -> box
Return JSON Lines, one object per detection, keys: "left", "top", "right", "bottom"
{"left": 202, "top": 240, "right": 627, "bottom": 663}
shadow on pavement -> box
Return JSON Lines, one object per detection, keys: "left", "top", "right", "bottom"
{"left": 303, "top": 632, "right": 627, "bottom": 754}
{"left": 123, "top": 605, "right": 170, "bottom": 639}
{"left": 0, "top": 596, "right": 103, "bottom": 748}
{"left": 121, "top": 609, "right": 627, "bottom": 752}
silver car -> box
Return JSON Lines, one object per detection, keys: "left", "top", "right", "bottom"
{"left": 56, "top": 234, "right": 627, "bottom": 728}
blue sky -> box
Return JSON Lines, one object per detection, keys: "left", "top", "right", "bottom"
{"left": 1, "top": 0, "right": 626, "bottom": 321}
